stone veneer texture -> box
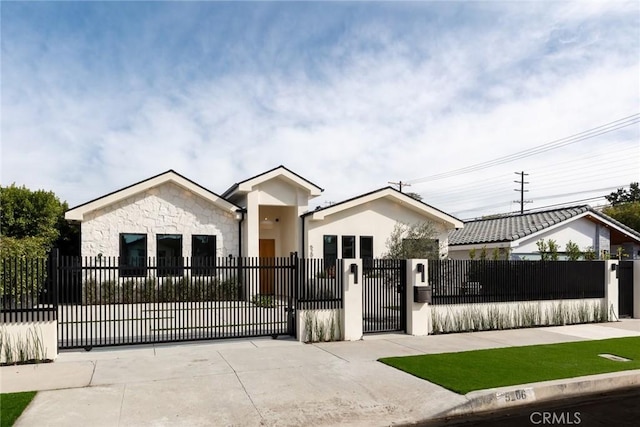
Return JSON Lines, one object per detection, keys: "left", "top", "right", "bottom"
{"left": 81, "top": 182, "right": 238, "bottom": 259}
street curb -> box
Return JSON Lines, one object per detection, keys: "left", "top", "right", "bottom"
{"left": 436, "top": 369, "right": 640, "bottom": 419}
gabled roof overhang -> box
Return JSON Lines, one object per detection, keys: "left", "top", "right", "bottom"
{"left": 222, "top": 165, "right": 323, "bottom": 199}
{"left": 303, "top": 186, "right": 463, "bottom": 229}
{"left": 65, "top": 170, "right": 240, "bottom": 221}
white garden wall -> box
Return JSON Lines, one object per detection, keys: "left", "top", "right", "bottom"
{"left": 81, "top": 182, "right": 239, "bottom": 259}
{"left": 429, "top": 299, "right": 606, "bottom": 334}
{"left": 296, "top": 309, "right": 342, "bottom": 342}
{"left": 1, "top": 316, "right": 57, "bottom": 364}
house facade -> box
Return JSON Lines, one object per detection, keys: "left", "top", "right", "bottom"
{"left": 448, "top": 206, "right": 640, "bottom": 260}
{"left": 66, "top": 166, "right": 463, "bottom": 271}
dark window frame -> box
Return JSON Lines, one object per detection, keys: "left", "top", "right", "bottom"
{"left": 192, "top": 234, "right": 217, "bottom": 276}
{"left": 342, "top": 235, "right": 356, "bottom": 259}
{"left": 360, "top": 236, "right": 374, "bottom": 269}
{"left": 119, "top": 233, "right": 147, "bottom": 277}
{"left": 157, "top": 234, "right": 183, "bottom": 277}
{"left": 323, "top": 235, "right": 338, "bottom": 270}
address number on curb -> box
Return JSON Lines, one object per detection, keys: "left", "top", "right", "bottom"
{"left": 496, "top": 388, "right": 536, "bottom": 406}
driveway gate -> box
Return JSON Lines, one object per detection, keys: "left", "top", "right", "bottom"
{"left": 362, "top": 259, "right": 406, "bottom": 333}
{"left": 55, "top": 255, "right": 299, "bottom": 349}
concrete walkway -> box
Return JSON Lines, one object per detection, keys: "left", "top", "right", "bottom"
{"left": 2, "top": 320, "right": 640, "bottom": 426}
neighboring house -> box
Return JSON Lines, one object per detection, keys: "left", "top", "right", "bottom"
{"left": 448, "top": 206, "right": 640, "bottom": 260}
{"left": 65, "top": 165, "right": 462, "bottom": 273}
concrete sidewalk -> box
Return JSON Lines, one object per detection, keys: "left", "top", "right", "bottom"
{"left": 2, "top": 320, "right": 640, "bottom": 426}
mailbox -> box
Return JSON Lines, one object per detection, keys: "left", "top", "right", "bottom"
{"left": 414, "top": 286, "right": 432, "bottom": 304}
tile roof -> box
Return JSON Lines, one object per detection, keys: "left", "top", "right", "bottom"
{"left": 449, "top": 205, "right": 640, "bottom": 246}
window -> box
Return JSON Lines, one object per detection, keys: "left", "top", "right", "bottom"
{"left": 360, "top": 236, "right": 373, "bottom": 269}
{"left": 119, "top": 233, "right": 147, "bottom": 277}
{"left": 323, "top": 235, "right": 338, "bottom": 268}
{"left": 157, "top": 234, "right": 183, "bottom": 276}
{"left": 342, "top": 236, "right": 355, "bottom": 258}
{"left": 192, "top": 235, "right": 216, "bottom": 275}
{"left": 360, "top": 236, "right": 373, "bottom": 259}
{"left": 402, "top": 238, "right": 439, "bottom": 259}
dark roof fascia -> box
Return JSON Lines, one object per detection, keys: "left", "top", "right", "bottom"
{"left": 586, "top": 207, "right": 640, "bottom": 240}
{"left": 66, "top": 169, "right": 241, "bottom": 213}
{"left": 222, "top": 165, "right": 324, "bottom": 198}
{"left": 302, "top": 186, "right": 462, "bottom": 224}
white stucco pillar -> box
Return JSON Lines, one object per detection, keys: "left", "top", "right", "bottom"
{"left": 634, "top": 260, "right": 640, "bottom": 319}
{"left": 605, "top": 260, "right": 619, "bottom": 321}
{"left": 342, "top": 259, "right": 363, "bottom": 341}
{"left": 245, "top": 191, "right": 260, "bottom": 258}
{"left": 406, "top": 259, "right": 431, "bottom": 335}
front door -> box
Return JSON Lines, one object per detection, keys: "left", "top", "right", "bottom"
{"left": 259, "top": 239, "right": 276, "bottom": 294}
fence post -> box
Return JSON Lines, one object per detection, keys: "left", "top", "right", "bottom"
{"left": 49, "top": 249, "right": 59, "bottom": 320}
{"left": 342, "top": 258, "right": 363, "bottom": 341}
{"left": 605, "top": 260, "right": 619, "bottom": 320}
{"left": 634, "top": 260, "right": 640, "bottom": 319}
{"left": 406, "top": 259, "right": 431, "bottom": 336}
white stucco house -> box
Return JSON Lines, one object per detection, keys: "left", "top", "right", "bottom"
{"left": 448, "top": 206, "right": 640, "bottom": 260}
{"left": 66, "top": 166, "right": 463, "bottom": 276}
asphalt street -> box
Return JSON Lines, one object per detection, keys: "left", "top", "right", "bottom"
{"left": 420, "top": 386, "right": 640, "bottom": 427}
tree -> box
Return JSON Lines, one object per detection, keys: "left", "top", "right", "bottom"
{"left": 565, "top": 240, "right": 582, "bottom": 261}
{"left": 405, "top": 192, "right": 423, "bottom": 202}
{"left": 384, "top": 221, "right": 440, "bottom": 259}
{"left": 536, "top": 239, "right": 558, "bottom": 261}
{"left": 0, "top": 184, "right": 79, "bottom": 254}
{"left": 605, "top": 182, "right": 639, "bottom": 206}
{"left": 603, "top": 202, "right": 640, "bottom": 232}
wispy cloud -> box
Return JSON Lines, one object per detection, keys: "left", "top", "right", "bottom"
{"left": 2, "top": 1, "right": 638, "bottom": 218}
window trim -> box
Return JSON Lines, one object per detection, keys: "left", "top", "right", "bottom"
{"left": 156, "top": 234, "right": 183, "bottom": 277}
{"left": 323, "top": 234, "right": 338, "bottom": 268}
{"left": 192, "top": 234, "right": 217, "bottom": 276}
{"left": 341, "top": 235, "right": 356, "bottom": 259}
{"left": 119, "top": 233, "right": 147, "bottom": 277}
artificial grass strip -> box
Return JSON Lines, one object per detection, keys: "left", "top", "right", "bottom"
{"left": 1, "top": 391, "right": 37, "bottom": 427}
{"left": 379, "top": 337, "right": 640, "bottom": 395}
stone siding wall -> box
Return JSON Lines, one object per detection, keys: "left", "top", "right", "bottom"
{"left": 81, "top": 183, "right": 238, "bottom": 259}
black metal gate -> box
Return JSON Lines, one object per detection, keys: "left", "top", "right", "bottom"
{"left": 618, "top": 261, "right": 634, "bottom": 318}
{"left": 362, "top": 259, "right": 406, "bottom": 334}
{"left": 55, "top": 255, "right": 299, "bottom": 349}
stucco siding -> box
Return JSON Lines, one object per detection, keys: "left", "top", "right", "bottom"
{"left": 81, "top": 182, "right": 238, "bottom": 258}
{"left": 305, "top": 198, "right": 451, "bottom": 259}
{"left": 515, "top": 218, "right": 609, "bottom": 254}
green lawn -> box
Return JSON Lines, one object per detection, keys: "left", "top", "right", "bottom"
{"left": 1, "top": 392, "right": 36, "bottom": 427}
{"left": 379, "top": 337, "right": 640, "bottom": 394}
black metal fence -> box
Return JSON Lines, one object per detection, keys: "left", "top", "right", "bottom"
{"left": 1, "top": 252, "right": 347, "bottom": 349}
{"left": 297, "top": 258, "right": 343, "bottom": 310}
{"left": 363, "top": 259, "right": 406, "bottom": 333}
{"left": 54, "top": 255, "right": 303, "bottom": 348}
{"left": 428, "top": 260, "right": 605, "bottom": 305}
{"left": 1, "top": 255, "right": 56, "bottom": 322}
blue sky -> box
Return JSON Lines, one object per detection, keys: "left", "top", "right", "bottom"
{"left": 2, "top": 1, "right": 639, "bottom": 219}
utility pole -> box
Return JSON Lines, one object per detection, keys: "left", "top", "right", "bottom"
{"left": 513, "top": 171, "right": 532, "bottom": 214}
{"left": 389, "top": 181, "right": 411, "bottom": 192}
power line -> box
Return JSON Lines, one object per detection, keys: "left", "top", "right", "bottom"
{"left": 455, "top": 185, "right": 629, "bottom": 219}
{"left": 406, "top": 113, "right": 639, "bottom": 184}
